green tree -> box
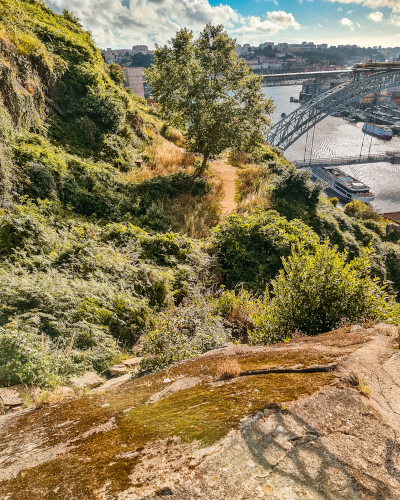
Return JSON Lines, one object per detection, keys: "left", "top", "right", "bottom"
{"left": 145, "top": 24, "right": 273, "bottom": 175}
{"left": 108, "top": 63, "right": 126, "bottom": 88}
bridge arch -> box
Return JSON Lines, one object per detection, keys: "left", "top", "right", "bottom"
{"left": 267, "top": 70, "right": 400, "bottom": 150}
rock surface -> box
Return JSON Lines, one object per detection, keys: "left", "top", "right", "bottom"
{"left": 1, "top": 324, "right": 400, "bottom": 499}
{"left": 0, "top": 385, "right": 41, "bottom": 407}
{"left": 67, "top": 371, "right": 103, "bottom": 390}
{"left": 123, "top": 357, "right": 143, "bottom": 368}
{"left": 109, "top": 364, "right": 128, "bottom": 377}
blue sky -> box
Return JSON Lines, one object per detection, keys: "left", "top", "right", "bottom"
{"left": 49, "top": 0, "right": 400, "bottom": 49}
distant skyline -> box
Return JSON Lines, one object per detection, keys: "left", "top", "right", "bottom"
{"left": 48, "top": 0, "right": 400, "bottom": 50}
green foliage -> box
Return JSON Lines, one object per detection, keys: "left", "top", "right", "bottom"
{"left": 140, "top": 298, "right": 230, "bottom": 372}
{"left": 213, "top": 287, "right": 256, "bottom": 338}
{"left": 250, "top": 242, "right": 400, "bottom": 345}
{"left": 328, "top": 197, "right": 339, "bottom": 207}
{"left": 145, "top": 23, "right": 273, "bottom": 173}
{"left": 344, "top": 199, "right": 382, "bottom": 221}
{"left": 271, "top": 166, "right": 325, "bottom": 222}
{"left": 0, "top": 201, "right": 219, "bottom": 385}
{"left": 108, "top": 63, "right": 126, "bottom": 88}
{"left": 212, "top": 209, "right": 319, "bottom": 291}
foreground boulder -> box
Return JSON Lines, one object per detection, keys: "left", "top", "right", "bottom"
{"left": 0, "top": 324, "right": 399, "bottom": 499}
{"left": 0, "top": 385, "right": 41, "bottom": 408}
{"left": 109, "top": 365, "right": 128, "bottom": 377}
{"left": 67, "top": 372, "right": 103, "bottom": 390}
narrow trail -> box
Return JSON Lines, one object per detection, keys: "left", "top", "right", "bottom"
{"left": 210, "top": 156, "right": 238, "bottom": 216}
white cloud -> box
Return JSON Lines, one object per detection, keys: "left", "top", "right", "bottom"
{"left": 337, "top": 7, "right": 343, "bottom": 11}
{"left": 367, "top": 11, "right": 384, "bottom": 21}
{"left": 327, "top": 0, "right": 400, "bottom": 12}
{"left": 339, "top": 17, "right": 353, "bottom": 26}
{"left": 50, "top": 1, "right": 300, "bottom": 48}
{"left": 390, "top": 13, "right": 400, "bottom": 26}
{"left": 237, "top": 11, "right": 300, "bottom": 34}
{"left": 347, "top": 10, "right": 353, "bottom": 14}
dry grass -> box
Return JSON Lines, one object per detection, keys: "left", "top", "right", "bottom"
{"left": 215, "top": 358, "right": 242, "bottom": 380}
{"left": 127, "top": 137, "right": 195, "bottom": 183}
{"left": 358, "top": 377, "right": 371, "bottom": 397}
{"left": 166, "top": 128, "right": 185, "bottom": 145}
{"left": 343, "top": 372, "right": 371, "bottom": 397}
{"left": 164, "top": 194, "right": 222, "bottom": 239}
{"left": 236, "top": 164, "right": 272, "bottom": 214}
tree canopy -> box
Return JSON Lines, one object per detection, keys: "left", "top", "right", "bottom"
{"left": 145, "top": 24, "right": 273, "bottom": 174}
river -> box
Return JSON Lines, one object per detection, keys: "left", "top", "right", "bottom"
{"left": 264, "top": 86, "right": 400, "bottom": 213}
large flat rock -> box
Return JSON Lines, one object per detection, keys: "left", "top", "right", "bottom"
{"left": 0, "top": 325, "right": 399, "bottom": 499}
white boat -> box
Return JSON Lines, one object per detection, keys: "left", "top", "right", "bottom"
{"left": 362, "top": 123, "right": 393, "bottom": 141}
{"left": 312, "top": 166, "right": 375, "bottom": 202}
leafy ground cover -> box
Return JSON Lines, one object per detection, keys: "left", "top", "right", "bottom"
{"left": 1, "top": 1, "right": 400, "bottom": 387}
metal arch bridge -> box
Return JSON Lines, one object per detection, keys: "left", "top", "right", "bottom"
{"left": 265, "top": 66, "right": 400, "bottom": 150}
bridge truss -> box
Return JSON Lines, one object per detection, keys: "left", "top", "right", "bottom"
{"left": 266, "top": 69, "right": 400, "bottom": 150}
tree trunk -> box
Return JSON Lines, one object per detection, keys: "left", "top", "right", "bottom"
{"left": 198, "top": 154, "right": 208, "bottom": 176}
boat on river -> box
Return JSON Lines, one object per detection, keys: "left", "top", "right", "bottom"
{"left": 311, "top": 166, "right": 375, "bottom": 202}
{"left": 362, "top": 123, "right": 393, "bottom": 141}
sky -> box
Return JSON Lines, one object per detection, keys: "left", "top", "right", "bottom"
{"left": 48, "top": 0, "right": 400, "bottom": 50}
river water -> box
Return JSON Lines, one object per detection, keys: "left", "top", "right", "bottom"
{"left": 264, "top": 86, "right": 400, "bottom": 213}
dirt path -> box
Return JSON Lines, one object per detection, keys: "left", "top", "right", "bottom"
{"left": 210, "top": 156, "right": 238, "bottom": 215}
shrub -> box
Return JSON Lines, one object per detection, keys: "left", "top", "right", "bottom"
{"left": 271, "top": 166, "right": 325, "bottom": 221}
{"left": 249, "top": 241, "right": 400, "bottom": 345}
{"left": 328, "top": 197, "right": 339, "bottom": 207}
{"left": 140, "top": 298, "right": 230, "bottom": 371}
{"left": 213, "top": 288, "right": 256, "bottom": 339}
{"left": 344, "top": 199, "right": 382, "bottom": 221}
{"left": 108, "top": 63, "right": 125, "bottom": 88}
{"left": 212, "top": 209, "right": 319, "bottom": 291}
{"left": 0, "top": 326, "right": 118, "bottom": 388}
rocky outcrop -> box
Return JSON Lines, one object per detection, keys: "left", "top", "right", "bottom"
{"left": 0, "top": 324, "right": 399, "bottom": 499}
{"left": 67, "top": 371, "right": 104, "bottom": 390}
{"left": 109, "top": 365, "right": 128, "bottom": 377}
{"left": 0, "top": 385, "right": 41, "bottom": 409}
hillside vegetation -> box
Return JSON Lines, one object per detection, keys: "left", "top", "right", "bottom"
{"left": 1, "top": 1, "right": 400, "bottom": 389}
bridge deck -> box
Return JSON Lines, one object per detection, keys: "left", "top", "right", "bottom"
{"left": 262, "top": 69, "right": 377, "bottom": 87}
{"left": 294, "top": 154, "right": 397, "bottom": 169}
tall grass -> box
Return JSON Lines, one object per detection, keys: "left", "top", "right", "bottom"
{"left": 236, "top": 164, "right": 272, "bottom": 214}
{"left": 165, "top": 194, "right": 222, "bottom": 239}
{"left": 127, "top": 138, "right": 195, "bottom": 182}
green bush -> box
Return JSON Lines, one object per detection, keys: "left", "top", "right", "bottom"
{"left": 140, "top": 297, "right": 230, "bottom": 372}
{"left": 344, "top": 199, "right": 382, "bottom": 221}
{"left": 108, "top": 63, "right": 126, "bottom": 88}
{"left": 213, "top": 287, "right": 256, "bottom": 338}
{"left": 0, "top": 325, "right": 118, "bottom": 388}
{"left": 249, "top": 241, "right": 400, "bottom": 345}
{"left": 271, "top": 166, "right": 325, "bottom": 221}
{"left": 212, "top": 209, "right": 319, "bottom": 291}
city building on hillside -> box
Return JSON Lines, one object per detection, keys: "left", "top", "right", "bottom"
{"left": 317, "top": 44, "right": 328, "bottom": 49}
{"left": 132, "top": 45, "right": 149, "bottom": 54}
{"left": 277, "top": 43, "right": 288, "bottom": 51}
{"left": 259, "top": 42, "right": 274, "bottom": 49}
{"left": 236, "top": 43, "right": 250, "bottom": 55}
{"left": 122, "top": 67, "right": 145, "bottom": 98}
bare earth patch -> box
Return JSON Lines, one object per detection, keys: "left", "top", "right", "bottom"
{"left": 210, "top": 156, "right": 238, "bottom": 215}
